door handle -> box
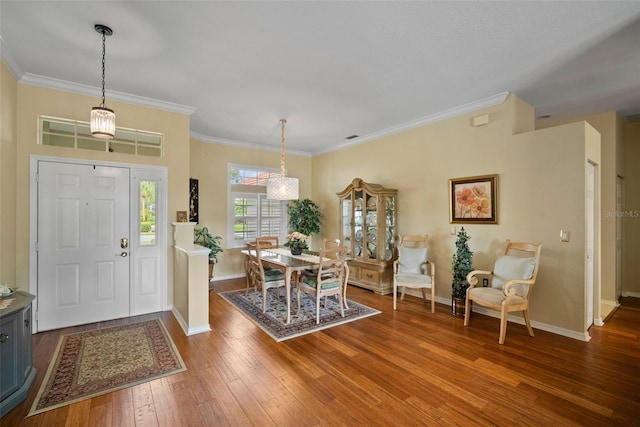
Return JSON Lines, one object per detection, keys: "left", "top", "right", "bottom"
{"left": 118, "top": 251, "right": 128, "bottom": 257}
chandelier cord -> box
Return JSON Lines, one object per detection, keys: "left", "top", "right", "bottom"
{"left": 280, "top": 119, "right": 287, "bottom": 177}
{"left": 100, "top": 30, "right": 107, "bottom": 108}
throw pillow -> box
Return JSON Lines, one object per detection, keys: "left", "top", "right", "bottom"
{"left": 492, "top": 255, "right": 536, "bottom": 290}
{"left": 398, "top": 246, "right": 428, "bottom": 274}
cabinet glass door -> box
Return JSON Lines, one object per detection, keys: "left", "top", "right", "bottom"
{"left": 364, "top": 192, "right": 378, "bottom": 260}
{"left": 354, "top": 190, "right": 364, "bottom": 258}
{"left": 341, "top": 196, "right": 352, "bottom": 256}
{"left": 382, "top": 195, "right": 396, "bottom": 261}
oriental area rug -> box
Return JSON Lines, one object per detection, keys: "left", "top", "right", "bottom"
{"left": 28, "top": 319, "right": 186, "bottom": 416}
{"left": 219, "top": 288, "right": 380, "bottom": 342}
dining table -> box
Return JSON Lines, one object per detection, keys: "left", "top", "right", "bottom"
{"left": 241, "top": 247, "right": 324, "bottom": 323}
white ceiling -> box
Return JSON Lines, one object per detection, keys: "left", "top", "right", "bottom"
{"left": 2, "top": 1, "right": 639, "bottom": 156}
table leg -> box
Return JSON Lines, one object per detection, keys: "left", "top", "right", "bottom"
{"left": 285, "top": 267, "right": 292, "bottom": 323}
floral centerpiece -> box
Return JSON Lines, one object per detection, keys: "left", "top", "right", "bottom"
{"left": 284, "top": 232, "right": 308, "bottom": 255}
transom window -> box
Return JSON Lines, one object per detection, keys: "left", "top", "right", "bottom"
{"left": 39, "top": 116, "right": 164, "bottom": 157}
{"left": 228, "top": 164, "right": 287, "bottom": 248}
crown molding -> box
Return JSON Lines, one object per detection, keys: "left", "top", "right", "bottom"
{"left": 18, "top": 72, "right": 196, "bottom": 116}
{"left": 312, "top": 92, "right": 510, "bottom": 156}
{"left": 0, "top": 36, "right": 24, "bottom": 80}
{"left": 190, "top": 132, "right": 313, "bottom": 158}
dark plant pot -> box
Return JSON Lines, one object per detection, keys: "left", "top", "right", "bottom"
{"left": 208, "top": 262, "right": 214, "bottom": 280}
{"left": 290, "top": 247, "right": 303, "bottom": 256}
{"left": 451, "top": 297, "right": 470, "bottom": 318}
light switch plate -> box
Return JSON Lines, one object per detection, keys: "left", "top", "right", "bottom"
{"left": 560, "top": 230, "right": 570, "bottom": 242}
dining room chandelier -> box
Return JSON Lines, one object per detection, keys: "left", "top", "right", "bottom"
{"left": 90, "top": 24, "right": 116, "bottom": 139}
{"left": 266, "top": 119, "right": 299, "bottom": 200}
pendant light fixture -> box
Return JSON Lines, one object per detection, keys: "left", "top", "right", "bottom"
{"left": 90, "top": 24, "right": 115, "bottom": 139}
{"left": 266, "top": 119, "right": 299, "bottom": 200}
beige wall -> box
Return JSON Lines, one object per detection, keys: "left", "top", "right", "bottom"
{"left": 539, "top": 112, "right": 625, "bottom": 303}
{"left": 189, "top": 139, "right": 313, "bottom": 278}
{"left": 623, "top": 123, "right": 640, "bottom": 296}
{"left": 311, "top": 94, "right": 599, "bottom": 337}
{"left": 0, "top": 62, "right": 18, "bottom": 285}
{"left": 10, "top": 78, "right": 191, "bottom": 307}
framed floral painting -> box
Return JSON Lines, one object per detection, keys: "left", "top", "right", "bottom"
{"left": 449, "top": 174, "right": 498, "bottom": 224}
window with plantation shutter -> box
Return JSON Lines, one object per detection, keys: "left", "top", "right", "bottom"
{"left": 228, "top": 164, "right": 287, "bottom": 248}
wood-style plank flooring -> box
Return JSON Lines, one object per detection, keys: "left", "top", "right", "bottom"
{"left": 4, "top": 279, "right": 640, "bottom": 426}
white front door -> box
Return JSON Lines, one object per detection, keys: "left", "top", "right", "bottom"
{"left": 37, "top": 161, "right": 130, "bottom": 331}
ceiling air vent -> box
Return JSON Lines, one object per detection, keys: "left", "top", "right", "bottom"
{"left": 626, "top": 113, "right": 640, "bottom": 123}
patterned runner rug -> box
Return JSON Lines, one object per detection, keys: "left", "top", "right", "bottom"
{"left": 28, "top": 319, "right": 186, "bottom": 416}
{"left": 219, "top": 288, "right": 380, "bottom": 342}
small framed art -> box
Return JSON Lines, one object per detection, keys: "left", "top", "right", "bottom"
{"left": 449, "top": 174, "right": 498, "bottom": 224}
{"left": 176, "top": 211, "right": 188, "bottom": 223}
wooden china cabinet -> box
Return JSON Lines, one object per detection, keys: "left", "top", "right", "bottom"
{"left": 337, "top": 178, "right": 397, "bottom": 295}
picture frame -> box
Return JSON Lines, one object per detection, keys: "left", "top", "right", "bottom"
{"left": 189, "top": 178, "right": 199, "bottom": 223}
{"left": 176, "top": 211, "right": 188, "bottom": 223}
{"left": 449, "top": 174, "right": 498, "bottom": 224}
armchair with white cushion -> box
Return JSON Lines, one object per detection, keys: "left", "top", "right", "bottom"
{"left": 393, "top": 235, "right": 435, "bottom": 313}
{"left": 464, "top": 240, "right": 542, "bottom": 344}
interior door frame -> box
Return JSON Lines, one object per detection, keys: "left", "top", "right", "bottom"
{"left": 29, "top": 155, "right": 168, "bottom": 333}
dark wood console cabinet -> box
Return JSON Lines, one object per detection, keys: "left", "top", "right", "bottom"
{"left": 0, "top": 291, "right": 36, "bottom": 418}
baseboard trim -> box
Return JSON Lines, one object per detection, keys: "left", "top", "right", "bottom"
{"left": 401, "top": 289, "right": 591, "bottom": 342}
{"left": 621, "top": 291, "right": 640, "bottom": 298}
{"left": 210, "top": 273, "right": 245, "bottom": 282}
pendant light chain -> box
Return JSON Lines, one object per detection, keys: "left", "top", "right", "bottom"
{"left": 280, "top": 119, "right": 287, "bottom": 177}
{"left": 90, "top": 24, "right": 115, "bottom": 140}
{"left": 100, "top": 30, "right": 107, "bottom": 108}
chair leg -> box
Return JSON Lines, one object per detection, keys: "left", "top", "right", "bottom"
{"left": 338, "top": 293, "right": 345, "bottom": 318}
{"left": 431, "top": 287, "right": 435, "bottom": 313}
{"left": 421, "top": 288, "right": 427, "bottom": 305}
{"left": 499, "top": 305, "right": 509, "bottom": 345}
{"left": 316, "top": 294, "right": 321, "bottom": 324}
{"left": 343, "top": 284, "right": 349, "bottom": 310}
{"left": 463, "top": 295, "right": 471, "bottom": 326}
{"left": 523, "top": 309, "right": 535, "bottom": 337}
{"left": 296, "top": 286, "right": 302, "bottom": 316}
{"left": 393, "top": 283, "right": 397, "bottom": 310}
{"left": 262, "top": 287, "right": 268, "bottom": 313}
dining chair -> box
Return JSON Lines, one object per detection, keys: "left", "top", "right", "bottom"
{"left": 464, "top": 240, "right": 542, "bottom": 344}
{"left": 256, "top": 235, "right": 279, "bottom": 249}
{"left": 246, "top": 240, "right": 286, "bottom": 313}
{"left": 301, "top": 237, "right": 350, "bottom": 308}
{"left": 393, "top": 235, "right": 435, "bottom": 313}
{"left": 296, "top": 245, "right": 348, "bottom": 324}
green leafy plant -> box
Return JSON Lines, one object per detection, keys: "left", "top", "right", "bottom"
{"left": 451, "top": 227, "right": 473, "bottom": 299}
{"left": 194, "top": 227, "right": 223, "bottom": 263}
{"left": 286, "top": 198, "right": 323, "bottom": 236}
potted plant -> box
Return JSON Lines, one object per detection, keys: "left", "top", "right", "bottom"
{"left": 193, "top": 227, "right": 223, "bottom": 280}
{"left": 287, "top": 198, "right": 323, "bottom": 238}
{"left": 451, "top": 227, "right": 473, "bottom": 317}
{"left": 283, "top": 231, "right": 309, "bottom": 255}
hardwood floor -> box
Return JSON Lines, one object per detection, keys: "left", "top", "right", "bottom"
{"left": 4, "top": 279, "right": 639, "bottom": 426}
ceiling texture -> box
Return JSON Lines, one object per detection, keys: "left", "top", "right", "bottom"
{"left": 2, "top": 1, "right": 639, "bottom": 156}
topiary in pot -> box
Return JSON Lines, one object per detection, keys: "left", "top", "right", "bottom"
{"left": 451, "top": 227, "right": 473, "bottom": 316}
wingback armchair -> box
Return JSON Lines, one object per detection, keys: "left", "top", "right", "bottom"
{"left": 464, "top": 240, "right": 542, "bottom": 344}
